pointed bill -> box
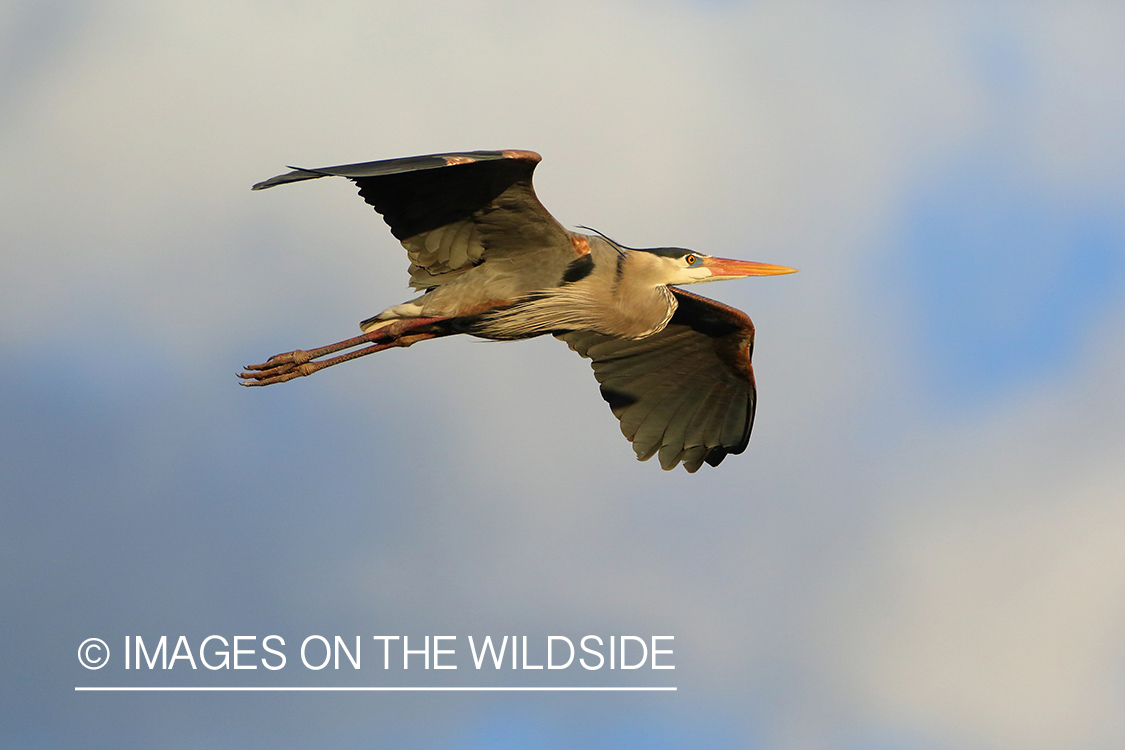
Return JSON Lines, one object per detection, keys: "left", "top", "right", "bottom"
{"left": 703, "top": 258, "right": 798, "bottom": 278}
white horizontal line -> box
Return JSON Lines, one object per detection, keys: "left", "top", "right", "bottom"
{"left": 75, "top": 686, "right": 676, "bottom": 692}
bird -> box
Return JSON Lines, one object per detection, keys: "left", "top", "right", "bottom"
{"left": 239, "top": 149, "right": 796, "bottom": 472}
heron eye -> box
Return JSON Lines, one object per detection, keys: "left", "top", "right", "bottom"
{"left": 685, "top": 254, "right": 698, "bottom": 266}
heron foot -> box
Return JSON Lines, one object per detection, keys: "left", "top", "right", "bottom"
{"left": 238, "top": 354, "right": 321, "bottom": 386}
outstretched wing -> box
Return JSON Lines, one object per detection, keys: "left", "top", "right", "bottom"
{"left": 558, "top": 288, "right": 757, "bottom": 473}
{"left": 253, "top": 150, "right": 573, "bottom": 289}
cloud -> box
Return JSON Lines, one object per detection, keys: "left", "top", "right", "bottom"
{"left": 838, "top": 311, "right": 1125, "bottom": 749}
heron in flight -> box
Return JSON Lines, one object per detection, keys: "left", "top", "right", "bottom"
{"left": 240, "top": 150, "right": 795, "bottom": 472}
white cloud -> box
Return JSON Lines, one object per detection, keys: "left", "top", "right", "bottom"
{"left": 832, "top": 308, "right": 1125, "bottom": 749}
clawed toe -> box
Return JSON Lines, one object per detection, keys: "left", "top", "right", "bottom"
{"left": 238, "top": 367, "right": 309, "bottom": 386}
{"left": 238, "top": 351, "right": 316, "bottom": 385}
{"left": 242, "top": 350, "right": 312, "bottom": 372}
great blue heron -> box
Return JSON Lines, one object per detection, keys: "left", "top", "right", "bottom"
{"left": 240, "top": 150, "right": 795, "bottom": 472}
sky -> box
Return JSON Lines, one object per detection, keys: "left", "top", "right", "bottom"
{"left": 2, "top": 1, "right": 1125, "bottom": 748}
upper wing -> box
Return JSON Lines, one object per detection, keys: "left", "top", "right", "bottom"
{"left": 253, "top": 150, "right": 572, "bottom": 289}
{"left": 557, "top": 288, "right": 757, "bottom": 473}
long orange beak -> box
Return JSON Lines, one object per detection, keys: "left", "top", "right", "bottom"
{"left": 704, "top": 257, "right": 798, "bottom": 278}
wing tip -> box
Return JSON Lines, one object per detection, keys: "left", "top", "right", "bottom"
{"left": 251, "top": 150, "right": 542, "bottom": 191}
{"left": 251, "top": 167, "right": 326, "bottom": 191}
{"left": 501, "top": 149, "right": 542, "bottom": 163}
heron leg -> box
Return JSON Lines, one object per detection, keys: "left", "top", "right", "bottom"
{"left": 238, "top": 317, "right": 449, "bottom": 386}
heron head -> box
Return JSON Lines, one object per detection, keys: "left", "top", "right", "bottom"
{"left": 640, "top": 246, "right": 798, "bottom": 286}
{"left": 578, "top": 228, "right": 797, "bottom": 287}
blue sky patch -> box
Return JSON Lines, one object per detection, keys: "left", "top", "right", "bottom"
{"left": 899, "top": 159, "right": 1123, "bottom": 406}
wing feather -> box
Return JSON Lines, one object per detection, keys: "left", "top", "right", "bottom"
{"left": 684, "top": 385, "right": 728, "bottom": 450}
{"left": 679, "top": 446, "right": 708, "bottom": 473}
{"left": 616, "top": 355, "right": 705, "bottom": 438}
{"left": 658, "top": 381, "right": 722, "bottom": 470}
{"left": 253, "top": 150, "right": 572, "bottom": 290}
{"left": 558, "top": 289, "right": 757, "bottom": 472}
{"left": 629, "top": 358, "right": 713, "bottom": 459}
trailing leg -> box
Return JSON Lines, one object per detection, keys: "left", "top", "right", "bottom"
{"left": 238, "top": 317, "right": 450, "bottom": 386}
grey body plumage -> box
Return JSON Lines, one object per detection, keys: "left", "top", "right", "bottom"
{"left": 462, "top": 236, "right": 679, "bottom": 341}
